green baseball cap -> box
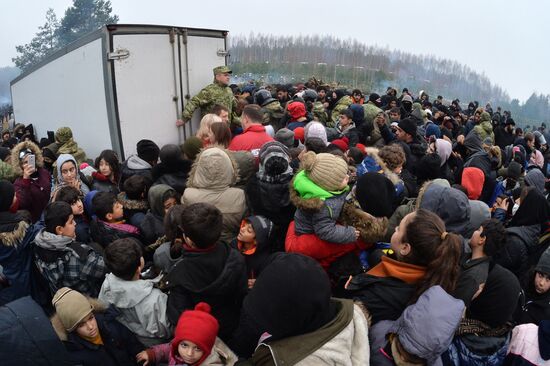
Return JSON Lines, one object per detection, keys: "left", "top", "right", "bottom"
{"left": 213, "top": 65, "right": 232, "bottom": 75}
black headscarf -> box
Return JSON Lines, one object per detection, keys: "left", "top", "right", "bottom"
{"left": 509, "top": 189, "right": 550, "bottom": 228}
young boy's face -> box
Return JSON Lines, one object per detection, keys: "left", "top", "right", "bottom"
{"left": 339, "top": 114, "right": 351, "bottom": 127}
{"left": 238, "top": 221, "right": 255, "bottom": 243}
{"left": 75, "top": 313, "right": 98, "bottom": 339}
{"left": 178, "top": 340, "right": 204, "bottom": 365}
{"left": 164, "top": 197, "right": 177, "bottom": 215}
{"left": 110, "top": 201, "right": 124, "bottom": 221}
{"left": 58, "top": 214, "right": 76, "bottom": 239}
{"left": 535, "top": 271, "right": 550, "bottom": 294}
{"left": 71, "top": 199, "right": 84, "bottom": 216}
{"left": 470, "top": 226, "right": 485, "bottom": 248}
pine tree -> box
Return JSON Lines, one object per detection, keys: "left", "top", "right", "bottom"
{"left": 12, "top": 8, "right": 60, "bottom": 71}
{"left": 56, "top": 0, "right": 119, "bottom": 45}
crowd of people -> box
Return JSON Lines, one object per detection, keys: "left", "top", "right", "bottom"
{"left": 1, "top": 64, "right": 550, "bottom": 365}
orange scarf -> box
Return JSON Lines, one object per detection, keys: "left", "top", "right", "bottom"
{"left": 81, "top": 332, "right": 104, "bottom": 346}
{"left": 367, "top": 256, "right": 426, "bottom": 284}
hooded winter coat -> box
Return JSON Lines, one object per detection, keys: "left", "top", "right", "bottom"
{"left": 472, "top": 111, "right": 495, "bottom": 143}
{"left": 117, "top": 192, "right": 149, "bottom": 227}
{"left": 165, "top": 242, "right": 247, "bottom": 340}
{"left": 0, "top": 211, "right": 41, "bottom": 305}
{"left": 369, "top": 286, "right": 465, "bottom": 366}
{"left": 98, "top": 273, "right": 172, "bottom": 346}
{"left": 463, "top": 133, "right": 498, "bottom": 203}
{"left": 10, "top": 141, "right": 51, "bottom": 222}
{"left": 232, "top": 216, "right": 275, "bottom": 281}
{"left": 120, "top": 155, "right": 153, "bottom": 187}
{"left": 418, "top": 182, "right": 472, "bottom": 237}
{"left": 140, "top": 184, "right": 176, "bottom": 245}
{"left": 248, "top": 299, "right": 370, "bottom": 366}
{"left": 151, "top": 156, "right": 192, "bottom": 195}
{"left": 145, "top": 337, "right": 238, "bottom": 366}
{"left": 55, "top": 127, "right": 87, "bottom": 165}
{"left": 33, "top": 229, "right": 106, "bottom": 297}
{"left": 182, "top": 147, "right": 247, "bottom": 245}
{"left": 51, "top": 301, "right": 144, "bottom": 366}
{"left": 515, "top": 271, "right": 550, "bottom": 326}
{"left": 290, "top": 171, "right": 356, "bottom": 244}
{"left": 229, "top": 253, "right": 370, "bottom": 364}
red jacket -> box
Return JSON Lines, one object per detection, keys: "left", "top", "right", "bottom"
{"left": 228, "top": 124, "right": 274, "bottom": 158}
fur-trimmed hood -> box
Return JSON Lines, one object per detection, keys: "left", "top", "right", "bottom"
{"left": 187, "top": 146, "right": 239, "bottom": 190}
{"left": 289, "top": 177, "right": 325, "bottom": 213}
{"left": 340, "top": 201, "right": 388, "bottom": 243}
{"left": 362, "top": 147, "right": 401, "bottom": 185}
{"left": 289, "top": 176, "right": 325, "bottom": 213}
{"left": 0, "top": 220, "right": 30, "bottom": 247}
{"left": 117, "top": 192, "right": 149, "bottom": 211}
{"left": 50, "top": 298, "right": 108, "bottom": 342}
{"left": 10, "top": 140, "right": 44, "bottom": 176}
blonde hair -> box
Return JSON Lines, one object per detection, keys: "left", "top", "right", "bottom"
{"left": 196, "top": 113, "right": 222, "bottom": 140}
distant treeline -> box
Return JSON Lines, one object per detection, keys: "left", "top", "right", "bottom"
{"left": 229, "top": 33, "right": 550, "bottom": 127}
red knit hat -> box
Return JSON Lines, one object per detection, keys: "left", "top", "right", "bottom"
{"left": 331, "top": 138, "right": 349, "bottom": 152}
{"left": 171, "top": 302, "right": 219, "bottom": 365}
{"left": 287, "top": 101, "right": 306, "bottom": 120}
{"left": 355, "top": 143, "right": 367, "bottom": 154}
{"left": 294, "top": 127, "right": 305, "bottom": 143}
{"left": 461, "top": 167, "right": 485, "bottom": 200}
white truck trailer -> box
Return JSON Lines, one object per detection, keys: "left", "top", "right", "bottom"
{"left": 11, "top": 24, "right": 229, "bottom": 159}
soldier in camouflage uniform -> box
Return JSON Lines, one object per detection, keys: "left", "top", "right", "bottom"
{"left": 312, "top": 101, "right": 328, "bottom": 124}
{"left": 179, "top": 66, "right": 238, "bottom": 127}
{"left": 329, "top": 91, "right": 353, "bottom": 128}
{"left": 254, "top": 89, "right": 285, "bottom": 131}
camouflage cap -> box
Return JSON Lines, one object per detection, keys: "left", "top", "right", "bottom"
{"left": 213, "top": 65, "right": 232, "bottom": 75}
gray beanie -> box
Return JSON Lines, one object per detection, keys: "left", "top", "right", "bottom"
{"left": 275, "top": 128, "right": 294, "bottom": 149}
{"left": 535, "top": 247, "right": 550, "bottom": 275}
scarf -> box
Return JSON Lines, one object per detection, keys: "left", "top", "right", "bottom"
{"left": 367, "top": 256, "right": 426, "bottom": 284}
{"left": 33, "top": 229, "right": 78, "bottom": 256}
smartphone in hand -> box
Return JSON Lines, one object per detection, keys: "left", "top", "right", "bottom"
{"left": 27, "top": 154, "right": 35, "bottom": 171}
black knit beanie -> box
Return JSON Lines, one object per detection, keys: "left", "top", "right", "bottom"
{"left": 0, "top": 180, "right": 15, "bottom": 212}
{"left": 354, "top": 172, "right": 395, "bottom": 218}
{"left": 137, "top": 139, "right": 160, "bottom": 163}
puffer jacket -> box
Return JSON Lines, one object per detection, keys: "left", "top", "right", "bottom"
{"left": 120, "top": 155, "right": 153, "bottom": 187}
{"left": 98, "top": 273, "right": 172, "bottom": 346}
{"left": 182, "top": 147, "right": 247, "bottom": 245}
{"left": 289, "top": 171, "right": 356, "bottom": 244}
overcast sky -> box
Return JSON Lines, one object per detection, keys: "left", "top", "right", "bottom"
{"left": 1, "top": 0, "right": 547, "bottom": 102}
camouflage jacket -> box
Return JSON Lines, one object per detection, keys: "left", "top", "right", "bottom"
{"left": 182, "top": 80, "right": 237, "bottom": 122}
{"left": 261, "top": 100, "right": 285, "bottom": 130}
{"left": 329, "top": 95, "right": 353, "bottom": 128}
{"left": 312, "top": 101, "right": 328, "bottom": 124}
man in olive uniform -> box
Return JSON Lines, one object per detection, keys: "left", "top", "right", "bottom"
{"left": 177, "top": 65, "right": 237, "bottom": 127}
